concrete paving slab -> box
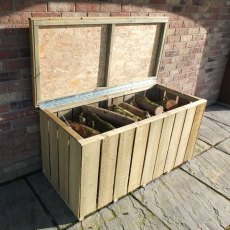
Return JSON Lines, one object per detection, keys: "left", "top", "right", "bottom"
{"left": 216, "top": 138, "right": 230, "bottom": 155}
{"left": 0, "top": 180, "right": 56, "bottom": 230}
{"left": 27, "top": 172, "right": 77, "bottom": 229}
{"left": 133, "top": 169, "right": 230, "bottom": 229}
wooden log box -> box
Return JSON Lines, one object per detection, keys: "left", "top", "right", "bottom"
{"left": 30, "top": 17, "right": 207, "bottom": 220}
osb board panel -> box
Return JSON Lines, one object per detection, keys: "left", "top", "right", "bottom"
{"left": 38, "top": 25, "right": 108, "bottom": 102}
{"left": 109, "top": 24, "right": 161, "bottom": 86}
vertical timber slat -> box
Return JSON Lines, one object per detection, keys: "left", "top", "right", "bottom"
{"left": 39, "top": 111, "right": 50, "bottom": 179}
{"left": 80, "top": 140, "right": 101, "bottom": 219}
{"left": 49, "top": 119, "right": 59, "bottom": 190}
{"left": 58, "top": 126, "right": 69, "bottom": 202}
{"left": 174, "top": 106, "right": 196, "bottom": 167}
{"left": 98, "top": 134, "right": 119, "bottom": 209}
{"left": 141, "top": 118, "right": 164, "bottom": 185}
{"left": 128, "top": 123, "right": 149, "bottom": 192}
{"left": 69, "top": 137, "right": 82, "bottom": 218}
{"left": 153, "top": 113, "right": 175, "bottom": 179}
{"left": 184, "top": 101, "right": 206, "bottom": 161}
{"left": 114, "top": 129, "right": 135, "bottom": 200}
{"left": 164, "top": 108, "right": 186, "bottom": 173}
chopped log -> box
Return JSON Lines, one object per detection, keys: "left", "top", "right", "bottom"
{"left": 88, "top": 113, "right": 115, "bottom": 132}
{"left": 162, "top": 99, "right": 178, "bottom": 111}
{"left": 79, "top": 115, "right": 86, "bottom": 124}
{"left": 68, "top": 120, "right": 100, "bottom": 138}
{"left": 119, "top": 102, "right": 151, "bottom": 119}
{"left": 111, "top": 105, "right": 141, "bottom": 121}
{"left": 135, "top": 95, "right": 164, "bottom": 115}
{"left": 82, "top": 105, "right": 136, "bottom": 126}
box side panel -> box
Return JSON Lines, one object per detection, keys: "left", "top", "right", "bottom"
{"left": 141, "top": 118, "right": 163, "bottom": 186}
{"left": 164, "top": 109, "right": 186, "bottom": 173}
{"left": 114, "top": 129, "right": 135, "bottom": 201}
{"left": 58, "top": 126, "right": 70, "bottom": 202}
{"left": 128, "top": 123, "right": 150, "bottom": 192}
{"left": 174, "top": 106, "right": 197, "bottom": 167}
{"left": 80, "top": 140, "right": 101, "bottom": 219}
{"left": 184, "top": 101, "right": 207, "bottom": 161}
{"left": 49, "top": 119, "right": 59, "bottom": 190}
{"left": 69, "top": 136, "right": 82, "bottom": 219}
{"left": 153, "top": 113, "right": 176, "bottom": 179}
{"left": 39, "top": 110, "right": 50, "bottom": 179}
{"left": 98, "top": 134, "right": 119, "bottom": 209}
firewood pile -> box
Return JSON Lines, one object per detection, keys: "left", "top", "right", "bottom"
{"left": 65, "top": 96, "right": 177, "bottom": 138}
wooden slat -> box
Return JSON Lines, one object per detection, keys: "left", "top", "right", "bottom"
{"left": 39, "top": 110, "right": 50, "bottom": 179}
{"left": 141, "top": 118, "right": 163, "bottom": 186}
{"left": 80, "top": 140, "right": 101, "bottom": 219}
{"left": 184, "top": 101, "right": 206, "bottom": 161}
{"left": 58, "top": 126, "right": 69, "bottom": 202}
{"left": 164, "top": 109, "right": 186, "bottom": 173}
{"left": 49, "top": 119, "right": 59, "bottom": 190}
{"left": 105, "top": 24, "right": 115, "bottom": 87}
{"left": 128, "top": 123, "right": 149, "bottom": 192}
{"left": 58, "top": 109, "right": 73, "bottom": 120}
{"left": 124, "top": 93, "right": 135, "bottom": 103}
{"left": 98, "top": 134, "right": 119, "bottom": 209}
{"left": 112, "top": 96, "right": 124, "bottom": 105}
{"left": 174, "top": 106, "right": 196, "bottom": 167}
{"left": 156, "top": 84, "right": 199, "bottom": 102}
{"left": 114, "top": 129, "right": 135, "bottom": 201}
{"left": 69, "top": 136, "right": 82, "bottom": 219}
{"left": 153, "top": 113, "right": 175, "bottom": 179}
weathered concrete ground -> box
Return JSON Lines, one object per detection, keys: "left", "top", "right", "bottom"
{"left": 0, "top": 104, "right": 230, "bottom": 230}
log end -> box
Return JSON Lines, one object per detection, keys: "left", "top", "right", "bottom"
{"left": 155, "top": 106, "right": 164, "bottom": 115}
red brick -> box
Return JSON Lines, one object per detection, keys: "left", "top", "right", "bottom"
{"left": 0, "top": 1, "right": 13, "bottom": 12}
{"left": 131, "top": 12, "right": 149, "bottom": 16}
{"left": 15, "top": 1, "right": 47, "bottom": 12}
{"left": 0, "top": 13, "right": 31, "bottom": 25}
{"left": 76, "top": 2, "right": 100, "bottom": 12}
{"left": 181, "top": 35, "right": 193, "bottom": 42}
{"left": 183, "top": 20, "right": 195, "bottom": 27}
{"left": 169, "top": 21, "right": 183, "bottom": 28}
{"left": 101, "top": 3, "right": 121, "bottom": 12}
{"left": 166, "top": 35, "right": 181, "bottom": 43}
{"left": 0, "top": 50, "right": 19, "bottom": 60}
{"left": 122, "top": 4, "right": 141, "bottom": 12}
{"left": 164, "top": 50, "right": 179, "bottom": 57}
{"left": 0, "top": 104, "right": 9, "bottom": 113}
{"left": 48, "top": 2, "right": 75, "bottom": 12}
{"left": 62, "top": 12, "right": 87, "bottom": 17}
{"left": 31, "top": 12, "right": 61, "bottom": 17}
{"left": 175, "top": 28, "right": 188, "bottom": 35}
{"left": 3, "top": 58, "right": 30, "bottom": 71}
{"left": 140, "top": 4, "right": 157, "bottom": 12}
{"left": 193, "top": 34, "right": 205, "bottom": 40}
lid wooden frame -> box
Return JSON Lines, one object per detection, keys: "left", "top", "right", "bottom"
{"left": 29, "top": 17, "right": 169, "bottom": 108}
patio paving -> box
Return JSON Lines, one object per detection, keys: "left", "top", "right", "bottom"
{"left": 0, "top": 104, "right": 230, "bottom": 230}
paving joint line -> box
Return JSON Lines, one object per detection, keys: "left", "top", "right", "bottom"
{"left": 130, "top": 193, "right": 173, "bottom": 230}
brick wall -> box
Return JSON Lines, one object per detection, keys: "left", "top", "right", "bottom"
{"left": 0, "top": 0, "right": 230, "bottom": 183}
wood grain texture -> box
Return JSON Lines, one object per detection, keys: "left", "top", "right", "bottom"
{"left": 164, "top": 109, "right": 186, "bottom": 173}
{"left": 184, "top": 102, "right": 206, "bottom": 160}
{"left": 153, "top": 113, "right": 175, "bottom": 179}
{"left": 134, "top": 169, "right": 230, "bottom": 229}
{"left": 39, "top": 110, "right": 50, "bottom": 179}
{"left": 182, "top": 148, "right": 230, "bottom": 199}
{"left": 98, "top": 134, "right": 119, "bottom": 209}
{"left": 58, "top": 126, "right": 69, "bottom": 202}
{"left": 114, "top": 129, "right": 135, "bottom": 200}
{"left": 109, "top": 24, "right": 161, "bottom": 86}
{"left": 80, "top": 140, "right": 101, "bottom": 219}
{"left": 69, "top": 137, "right": 82, "bottom": 218}
{"left": 128, "top": 123, "right": 149, "bottom": 192}
{"left": 141, "top": 118, "right": 163, "bottom": 185}
{"left": 49, "top": 118, "right": 59, "bottom": 190}
{"left": 38, "top": 25, "right": 108, "bottom": 102}
{"left": 174, "top": 106, "right": 196, "bottom": 167}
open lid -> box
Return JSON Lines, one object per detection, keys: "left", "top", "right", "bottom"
{"left": 29, "top": 17, "right": 168, "bottom": 108}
